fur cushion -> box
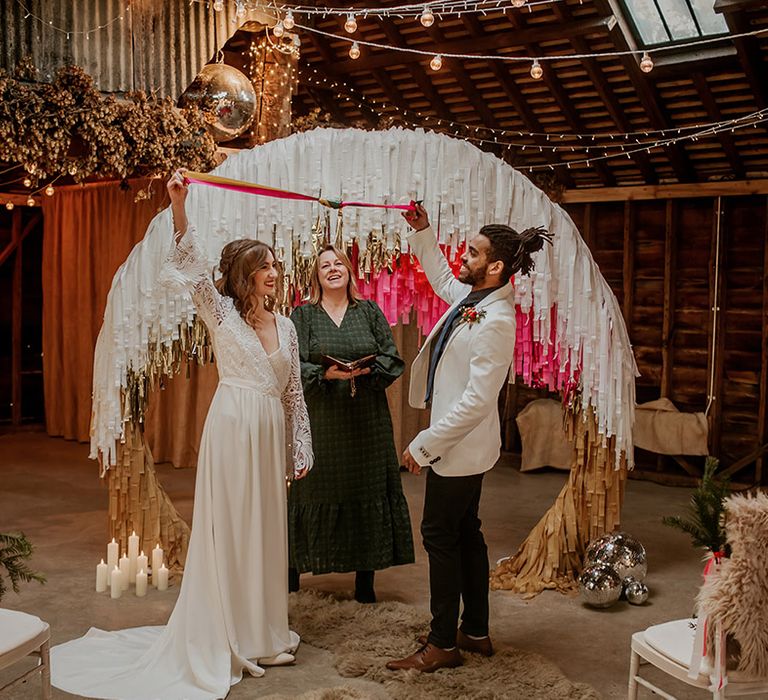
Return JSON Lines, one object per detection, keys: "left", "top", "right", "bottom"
{"left": 696, "top": 491, "right": 768, "bottom": 678}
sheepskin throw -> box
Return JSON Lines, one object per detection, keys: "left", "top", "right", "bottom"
{"left": 697, "top": 491, "right": 768, "bottom": 678}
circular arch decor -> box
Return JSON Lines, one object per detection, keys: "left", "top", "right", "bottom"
{"left": 90, "top": 127, "right": 637, "bottom": 591}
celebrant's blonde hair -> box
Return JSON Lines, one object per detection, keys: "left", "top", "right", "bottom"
{"left": 309, "top": 245, "right": 361, "bottom": 305}
{"left": 215, "top": 239, "right": 281, "bottom": 324}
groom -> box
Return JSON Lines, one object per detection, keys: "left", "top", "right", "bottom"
{"left": 387, "top": 204, "right": 534, "bottom": 673}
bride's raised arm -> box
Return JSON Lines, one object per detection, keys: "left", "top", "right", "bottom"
{"left": 160, "top": 170, "right": 228, "bottom": 328}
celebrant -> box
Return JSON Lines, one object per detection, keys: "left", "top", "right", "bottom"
{"left": 50, "top": 170, "right": 313, "bottom": 700}
{"left": 289, "top": 244, "right": 414, "bottom": 603}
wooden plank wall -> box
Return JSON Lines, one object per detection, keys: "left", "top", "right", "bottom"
{"left": 562, "top": 195, "right": 768, "bottom": 485}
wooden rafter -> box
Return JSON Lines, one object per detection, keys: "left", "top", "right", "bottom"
{"left": 550, "top": 3, "right": 657, "bottom": 184}
{"left": 457, "top": 14, "right": 575, "bottom": 187}
{"left": 318, "top": 15, "right": 618, "bottom": 76}
{"left": 691, "top": 73, "right": 746, "bottom": 178}
{"left": 502, "top": 9, "right": 616, "bottom": 187}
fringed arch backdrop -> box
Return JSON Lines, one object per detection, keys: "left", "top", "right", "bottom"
{"left": 91, "top": 127, "right": 638, "bottom": 590}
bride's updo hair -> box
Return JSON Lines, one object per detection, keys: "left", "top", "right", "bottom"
{"left": 215, "top": 239, "right": 280, "bottom": 325}
{"left": 479, "top": 224, "right": 553, "bottom": 279}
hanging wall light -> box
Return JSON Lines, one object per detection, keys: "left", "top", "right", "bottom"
{"left": 344, "top": 13, "right": 357, "bottom": 33}
{"left": 639, "top": 52, "right": 654, "bottom": 73}
{"left": 420, "top": 6, "right": 435, "bottom": 27}
{"left": 430, "top": 54, "right": 443, "bottom": 71}
{"left": 530, "top": 58, "right": 543, "bottom": 79}
{"left": 349, "top": 42, "right": 361, "bottom": 59}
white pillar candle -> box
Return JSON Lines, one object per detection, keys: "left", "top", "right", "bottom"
{"left": 119, "top": 552, "right": 130, "bottom": 591}
{"left": 151, "top": 544, "right": 163, "bottom": 587}
{"left": 135, "top": 569, "right": 148, "bottom": 597}
{"left": 156, "top": 563, "right": 169, "bottom": 591}
{"left": 95, "top": 559, "right": 108, "bottom": 593}
{"left": 107, "top": 537, "right": 119, "bottom": 570}
{"left": 110, "top": 566, "right": 122, "bottom": 599}
{"left": 128, "top": 531, "right": 140, "bottom": 581}
{"left": 136, "top": 551, "right": 148, "bottom": 584}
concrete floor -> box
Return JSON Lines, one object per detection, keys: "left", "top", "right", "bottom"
{"left": 0, "top": 432, "right": 721, "bottom": 699}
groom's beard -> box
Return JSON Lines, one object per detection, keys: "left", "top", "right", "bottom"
{"left": 458, "top": 264, "right": 487, "bottom": 286}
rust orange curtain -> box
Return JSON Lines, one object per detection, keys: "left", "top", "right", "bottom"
{"left": 41, "top": 181, "right": 428, "bottom": 468}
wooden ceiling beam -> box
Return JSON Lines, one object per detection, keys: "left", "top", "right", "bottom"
{"left": 316, "top": 15, "right": 617, "bottom": 76}
{"left": 691, "top": 73, "right": 746, "bottom": 179}
{"left": 562, "top": 179, "right": 768, "bottom": 202}
{"left": 376, "top": 18, "right": 456, "bottom": 123}
{"left": 593, "top": 0, "right": 695, "bottom": 182}
{"left": 715, "top": 5, "right": 768, "bottom": 109}
{"left": 500, "top": 11, "right": 616, "bottom": 187}
{"left": 551, "top": 4, "right": 657, "bottom": 184}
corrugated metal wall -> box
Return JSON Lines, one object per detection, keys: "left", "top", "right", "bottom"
{"left": 0, "top": 0, "right": 241, "bottom": 97}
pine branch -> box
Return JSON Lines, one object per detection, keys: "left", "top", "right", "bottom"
{"left": 0, "top": 532, "right": 46, "bottom": 602}
{"left": 662, "top": 457, "right": 729, "bottom": 553}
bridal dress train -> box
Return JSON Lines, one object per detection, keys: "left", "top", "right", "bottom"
{"left": 51, "top": 228, "right": 313, "bottom": 700}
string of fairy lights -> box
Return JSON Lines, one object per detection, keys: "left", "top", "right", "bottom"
{"left": 301, "top": 67, "right": 768, "bottom": 171}
{"left": 4, "top": 0, "right": 768, "bottom": 193}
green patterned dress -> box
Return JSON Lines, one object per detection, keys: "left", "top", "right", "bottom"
{"left": 288, "top": 300, "right": 415, "bottom": 574}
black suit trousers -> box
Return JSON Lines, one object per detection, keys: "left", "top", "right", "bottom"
{"left": 421, "top": 468, "right": 489, "bottom": 649}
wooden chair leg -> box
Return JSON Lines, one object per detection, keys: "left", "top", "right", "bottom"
{"left": 40, "top": 640, "right": 51, "bottom": 700}
{"left": 628, "top": 648, "right": 640, "bottom": 700}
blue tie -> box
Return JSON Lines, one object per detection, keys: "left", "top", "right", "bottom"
{"left": 424, "top": 302, "right": 471, "bottom": 403}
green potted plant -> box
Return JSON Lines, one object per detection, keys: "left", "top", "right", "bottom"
{"left": 0, "top": 532, "right": 46, "bottom": 602}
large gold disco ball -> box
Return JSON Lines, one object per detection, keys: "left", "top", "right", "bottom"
{"left": 179, "top": 63, "right": 256, "bottom": 142}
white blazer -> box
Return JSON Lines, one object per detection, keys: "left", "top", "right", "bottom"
{"left": 407, "top": 226, "right": 516, "bottom": 477}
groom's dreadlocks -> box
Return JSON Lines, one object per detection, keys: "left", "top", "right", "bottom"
{"left": 479, "top": 224, "right": 553, "bottom": 279}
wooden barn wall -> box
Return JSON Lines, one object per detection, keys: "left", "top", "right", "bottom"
{"left": 0, "top": 0, "right": 238, "bottom": 97}
{"left": 560, "top": 195, "right": 768, "bottom": 485}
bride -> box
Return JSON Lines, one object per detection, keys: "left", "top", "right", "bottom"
{"left": 51, "top": 170, "right": 314, "bottom": 699}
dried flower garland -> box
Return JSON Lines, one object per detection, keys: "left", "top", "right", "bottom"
{"left": 0, "top": 59, "right": 218, "bottom": 187}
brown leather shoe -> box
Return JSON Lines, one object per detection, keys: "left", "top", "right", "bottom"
{"left": 416, "top": 631, "right": 494, "bottom": 657}
{"left": 386, "top": 643, "right": 463, "bottom": 673}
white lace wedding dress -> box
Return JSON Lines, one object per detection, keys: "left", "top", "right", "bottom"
{"left": 51, "top": 229, "right": 313, "bottom": 700}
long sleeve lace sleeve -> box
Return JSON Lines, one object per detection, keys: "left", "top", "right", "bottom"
{"left": 282, "top": 323, "right": 314, "bottom": 480}
{"left": 159, "top": 226, "right": 229, "bottom": 327}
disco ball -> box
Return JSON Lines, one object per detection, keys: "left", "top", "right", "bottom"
{"left": 625, "top": 580, "right": 649, "bottom": 605}
{"left": 578, "top": 563, "right": 623, "bottom": 609}
{"left": 179, "top": 63, "right": 256, "bottom": 142}
{"left": 585, "top": 531, "right": 648, "bottom": 582}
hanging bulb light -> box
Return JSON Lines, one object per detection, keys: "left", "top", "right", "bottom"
{"left": 530, "top": 58, "right": 543, "bottom": 80}
{"left": 273, "top": 20, "right": 285, "bottom": 37}
{"left": 213, "top": 0, "right": 224, "bottom": 11}
{"left": 283, "top": 10, "right": 295, "bottom": 29}
{"left": 27, "top": 197, "right": 35, "bottom": 207}
{"left": 5, "top": 201, "right": 14, "bottom": 210}
{"left": 420, "top": 6, "right": 435, "bottom": 27}
{"left": 430, "top": 54, "right": 442, "bottom": 71}
{"left": 512, "top": 0, "right": 527, "bottom": 7}
{"left": 235, "top": 1, "right": 246, "bottom": 20}
{"left": 68, "top": 162, "right": 78, "bottom": 176}
{"left": 23, "top": 177, "right": 32, "bottom": 188}
{"left": 344, "top": 13, "right": 357, "bottom": 33}
{"left": 45, "top": 185, "right": 55, "bottom": 196}
{"left": 349, "top": 41, "right": 361, "bottom": 59}
{"left": 639, "top": 51, "right": 654, "bottom": 73}
{"left": 292, "top": 33, "right": 301, "bottom": 48}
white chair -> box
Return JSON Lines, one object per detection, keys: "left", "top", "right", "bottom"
{"left": 0, "top": 608, "right": 51, "bottom": 699}
{"left": 629, "top": 618, "right": 768, "bottom": 699}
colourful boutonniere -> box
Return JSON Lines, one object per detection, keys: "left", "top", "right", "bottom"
{"left": 460, "top": 306, "right": 486, "bottom": 326}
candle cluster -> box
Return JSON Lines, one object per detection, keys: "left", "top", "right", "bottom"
{"left": 95, "top": 532, "right": 169, "bottom": 599}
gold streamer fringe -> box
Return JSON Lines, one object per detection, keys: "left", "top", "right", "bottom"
{"left": 109, "top": 421, "right": 191, "bottom": 573}
{"left": 490, "top": 407, "right": 627, "bottom": 597}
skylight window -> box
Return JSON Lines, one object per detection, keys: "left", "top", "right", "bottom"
{"left": 618, "top": 0, "right": 728, "bottom": 48}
